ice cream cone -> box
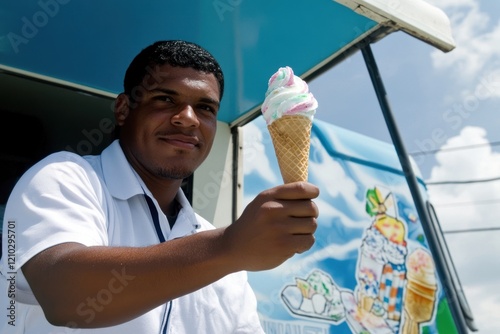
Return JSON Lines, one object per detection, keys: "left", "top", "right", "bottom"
{"left": 268, "top": 115, "right": 312, "bottom": 184}
{"left": 261, "top": 66, "right": 317, "bottom": 184}
{"left": 406, "top": 274, "right": 437, "bottom": 296}
{"left": 403, "top": 278, "right": 437, "bottom": 334}
{"left": 403, "top": 248, "right": 438, "bottom": 334}
{"left": 405, "top": 278, "right": 437, "bottom": 318}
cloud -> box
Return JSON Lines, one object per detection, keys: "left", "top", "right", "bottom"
{"left": 427, "top": 126, "right": 500, "bottom": 230}
{"left": 464, "top": 282, "right": 500, "bottom": 333}
{"left": 242, "top": 120, "right": 278, "bottom": 184}
{"left": 309, "top": 137, "right": 358, "bottom": 199}
{"left": 429, "top": 0, "right": 500, "bottom": 99}
{"left": 426, "top": 126, "right": 500, "bottom": 333}
{"left": 428, "top": 0, "right": 477, "bottom": 7}
{"left": 429, "top": 0, "right": 497, "bottom": 72}
{"left": 444, "top": 233, "right": 500, "bottom": 333}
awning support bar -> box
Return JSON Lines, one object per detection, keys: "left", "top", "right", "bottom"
{"left": 360, "top": 43, "right": 468, "bottom": 334}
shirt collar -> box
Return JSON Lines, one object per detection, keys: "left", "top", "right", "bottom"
{"left": 101, "top": 140, "right": 144, "bottom": 200}
{"left": 101, "top": 140, "right": 201, "bottom": 234}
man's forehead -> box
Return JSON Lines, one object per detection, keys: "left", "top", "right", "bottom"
{"left": 142, "top": 64, "right": 217, "bottom": 87}
{"left": 141, "top": 65, "right": 220, "bottom": 102}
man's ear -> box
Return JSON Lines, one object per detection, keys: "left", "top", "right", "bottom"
{"left": 114, "top": 93, "right": 130, "bottom": 126}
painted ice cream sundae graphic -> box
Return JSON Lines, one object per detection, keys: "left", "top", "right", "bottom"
{"left": 281, "top": 270, "right": 345, "bottom": 322}
{"left": 357, "top": 187, "right": 407, "bottom": 325}
{"left": 276, "top": 186, "right": 439, "bottom": 334}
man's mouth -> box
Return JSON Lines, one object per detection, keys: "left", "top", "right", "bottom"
{"left": 159, "top": 133, "right": 200, "bottom": 149}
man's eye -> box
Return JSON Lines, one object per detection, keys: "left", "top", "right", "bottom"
{"left": 199, "top": 104, "right": 217, "bottom": 114}
{"left": 153, "top": 95, "right": 172, "bottom": 102}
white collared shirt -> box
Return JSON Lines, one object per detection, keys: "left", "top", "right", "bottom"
{"left": 0, "top": 140, "right": 264, "bottom": 333}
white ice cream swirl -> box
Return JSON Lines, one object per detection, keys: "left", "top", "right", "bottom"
{"left": 261, "top": 66, "right": 318, "bottom": 125}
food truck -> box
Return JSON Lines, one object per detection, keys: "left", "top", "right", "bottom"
{"left": 0, "top": 0, "right": 476, "bottom": 332}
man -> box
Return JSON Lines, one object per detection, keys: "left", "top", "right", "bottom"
{"left": 0, "top": 40, "right": 319, "bottom": 333}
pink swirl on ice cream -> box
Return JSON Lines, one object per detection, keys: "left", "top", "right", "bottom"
{"left": 261, "top": 66, "right": 318, "bottom": 125}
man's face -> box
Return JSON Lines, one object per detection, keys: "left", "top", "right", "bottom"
{"left": 115, "top": 64, "right": 220, "bottom": 181}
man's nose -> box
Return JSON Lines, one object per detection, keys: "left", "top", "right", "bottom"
{"left": 171, "top": 105, "right": 200, "bottom": 127}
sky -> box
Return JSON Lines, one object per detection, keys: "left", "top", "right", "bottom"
{"left": 303, "top": 1, "right": 500, "bottom": 333}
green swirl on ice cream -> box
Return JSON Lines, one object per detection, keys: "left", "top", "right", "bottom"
{"left": 261, "top": 66, "right": 318, "bottom": 125}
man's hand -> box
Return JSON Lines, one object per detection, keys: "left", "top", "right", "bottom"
{"left": 223, "top": 181, "right": 319, "bottom": 271}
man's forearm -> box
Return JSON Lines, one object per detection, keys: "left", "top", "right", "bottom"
{"left": 22, "top": 228, "right": 235, "bottom": 328}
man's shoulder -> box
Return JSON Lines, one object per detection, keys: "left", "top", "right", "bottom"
{"left": 12, "top": 150, "right": 104, "bottom": 195}
{"left": 40, "top": 149, "right": 87, "bottom": 163}
{"left": 18, "top": 150, "right": 86, "bottom": 177}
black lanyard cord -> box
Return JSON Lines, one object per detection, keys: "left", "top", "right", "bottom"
{"left": 143, "top": 194, "right": 172, "bottom": 334}
{"left": 144, "top": 194, "right": 166, "bottom": 243}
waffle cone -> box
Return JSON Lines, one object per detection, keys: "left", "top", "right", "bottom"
{"left": 404, "top": 279, "right": 437, "bottom": 323}
{"left": 268, "top": 115, "right": 312, "bottom": 184}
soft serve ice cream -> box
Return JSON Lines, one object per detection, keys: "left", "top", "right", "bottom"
{"left": 261, "top": 66, "right": 318, "bottom": 183}
{"left": 262, "top": 66, "right": 317, "bottom": 125}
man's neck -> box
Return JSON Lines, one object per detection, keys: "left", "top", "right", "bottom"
{"left": 166, "top": 199, "right": 181, "bottom": 228}
{"left": 144, "top": 178, "right": 182, "bottom": 216}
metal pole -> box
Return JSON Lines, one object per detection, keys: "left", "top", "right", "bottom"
{"left": 361, "top": 43, "right": 468, "bottom": 334}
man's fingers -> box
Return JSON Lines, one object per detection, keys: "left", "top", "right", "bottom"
{"left": 286, "top": 199, "right": 319, "bottom": 218}
{"left": 260, "top": 197, "right": 319, "bottom": 220}
{"left": 286, "top": 217, "right": 318, "bottom": 235}
{"left": 289, "top": 233, "right": 316, "bottom": 254}
{"left": 263, "top": 182, "right": 320, "bottom": 201}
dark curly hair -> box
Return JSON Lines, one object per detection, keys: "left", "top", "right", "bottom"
{"left": 123, "top": 40, "right": 224, "bottom": 101}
